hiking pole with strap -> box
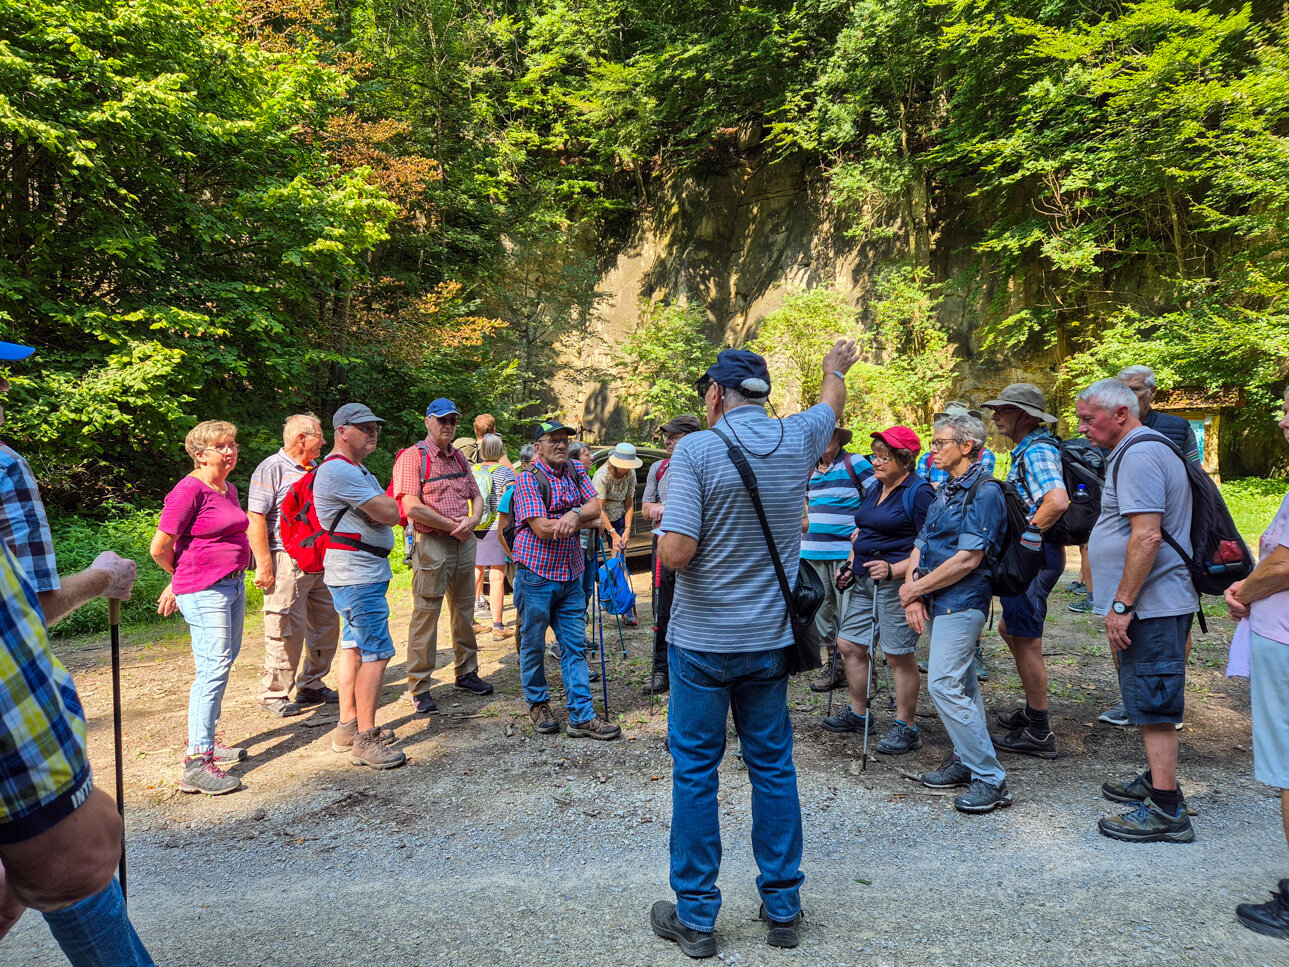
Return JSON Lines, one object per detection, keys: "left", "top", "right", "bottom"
{"left": 109, "top": 599, "right": 127, "bottom": 901}
{"left": 861, "top": 580, "right": 881, "bottom": 771}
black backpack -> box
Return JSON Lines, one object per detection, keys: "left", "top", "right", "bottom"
{"left": 1111, "top": 431, "right": 1253, "bottom": 597}
{"left": 501, "top": 467, "right": 553, "bottom": 549}
{"left": 1015, "top": 436, "right": 1106, "bottom": 546}
{"left": 962, "top": 475, "right": 1044, "bottom": 597}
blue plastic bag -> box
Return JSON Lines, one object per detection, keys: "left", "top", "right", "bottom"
{"left": 596, "top": 554, "right": 636, "bottom": 616}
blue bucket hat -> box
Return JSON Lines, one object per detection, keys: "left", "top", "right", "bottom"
{"left": 426, "top": 398, "right": 461, "bottom": 418}
{"left": 700, "top": 349, "right": 771, "bottom": 398}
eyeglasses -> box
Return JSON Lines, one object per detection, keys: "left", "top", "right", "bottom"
{"left": 431, "top": 415, "right": 460, "bottom": 425}
{"left": 928, "top": 438, "right": 962, "bottom": 451}
{"left": 203, "top": 443, "right": 240, "bottom": 454}
{"left": 870, "top": 452, "right": 892, "bottom": 464}
{"left": 694, "top": 376, "right": 714, "bottom": 398}
{"left": 347, "top": 423, "right": 381, "bottom": 436}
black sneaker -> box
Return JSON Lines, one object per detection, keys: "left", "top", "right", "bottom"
{"left": 294, "top": 686, "right": 339, "bottom": 705}
{"left": 875, "top": 722, "right": 921, "bottom": 755}
{"left": 454, "top": 672, "right": 494, "bottom": 696}
{"left": 758, "top": 903, "right": 801, "bottom": 948}
{"left": 821, "top": 709, "right": 868, "bottom": 734}
{"left": 954, "top": 778, "right": 1013, "bottom": 813}
{"left": 413, "top": 692, "right": 438, "bottom": 714}
{"left": 994, "top": 706, "right": 1030, "bottom": 730}
{"left": 921, "top": 755, "right": 971, "bottom": 789}
{"left": 650, "top": 900, "right": 717, "bottom": 958}
{"left": 1237, "top": 881, "right": 1289, "bottom": 940}
{"left": 994, "top": 725, "right": 1059, "bottom": 759}
{"left": 1101, "top": 772, "right": 1194, "bottom": 816}
{"left": 1097, "top": 798, "right": 1195, "bottom": 843}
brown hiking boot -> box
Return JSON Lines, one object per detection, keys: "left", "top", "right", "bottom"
{"left": 530, "top": 701, "right": 559, "bottom": 734}
{"left": 333, "top": 719, "right": 397, "bottom": 754}
{"left": 567, "top": 715, "right": 622, "bottom": 741}
{"left": 808, "top": 657, "right": 846, "bottom": 693}
{"left": 349, "top": 728, "right": 406, "bottom": 769}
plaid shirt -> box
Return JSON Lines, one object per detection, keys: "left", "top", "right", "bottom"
{"left": 918, "top": 448, "right": 996, "bottom": 487}
{"left": 391, "top": 438, "right": 481, "bottom": 535}
{"left": 1008, "top": 428, "right": 1065, "bottom": 517}
{"left": 512, "top": 458, "right": 598, "bottom": 582}
{"left": 0, "top": 539, "right": 92, "bottom": 844}
{"left": 0, "top": 442, "right": 60, "bottom": 592}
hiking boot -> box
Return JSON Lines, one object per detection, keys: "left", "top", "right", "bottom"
{"left": 179, "top": 756, "right": 242, "bottom": 795}
{"left": 994, "top": 705, "right": 1030, "bottom": 730}
{"left": 413, "top": 692, "right": 438, "bottom": 714}
{"left": 642, "top": 671, "right": 669, "bottom": 695}
{"left": 567, "top": 715, "right": 622, "bottom": 741}
{"left": 650, "top": 900, "right": 717, "bottom": 959}
{"left": 809, "top": 660, "right": 846, "bottom": 693}
{"left": 548, "top": 642, "right": 563, "bottom": 661}
{"left": 454, "top": 672, "right": 495, "bottom": 696}
{"left": 921, "top": 755, "right": 971, "bottom": 789}
{"left": 473, "top": 621, "right": 492, "bottom": 635}
{"left": 973, "top": 647, "right": 989, "bottom": 682}
{"left": 331, "top": 718, "right": 395, "bottom": 752}
{"left": 212, "top": 740, "right": 246, "bottom": 766}
{"left": 530, "top": 702, "right": 559, "bottom": 734}
{"left": 954, "top": 778, "right": 1013, "bottom": 814}
{"left": 994, "top": 725, "right": 1059, "bottom": 759}
{"left": 491, "top": 625, "right": 514, "bottom": 642}
{"left": 260, "top": 697, "right": 304, "bottom": 717}
{"left": 474, "top": 595, "right": 488, "bottom": 614}
{"left": 1237, "top": 881, "right": 1289, "bottom": 940}
{"left": 1097, "top": 798, "right": 1195, "bottom": 843}
{"left": 1101, "top": 772, "right": 1194, "bottom": 816}
{"left": 1067, "top": 594, "right": 1094, "bottom": 614}
{"left": 349, "top": 728, "right": 407, "bottom": 770}
{"left": 875, "top": 722, "right": 921, "bottom": 755}
{"left": 294, "top": 686, "right": 339, "bottom": 705}
{"left": 758, "top": 903, "right": 801, "bottom": 948}
{"left": 1098, "top": 702, "right": 1130, "bottom": 726}
{"left": 821, "top": 709, "right": 868, "bottom": 734}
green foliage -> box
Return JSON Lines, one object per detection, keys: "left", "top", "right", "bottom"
{"left": 1219, "top": 477, "right": 1287, "bottom": 552}
{"left": 752, "top": 288, "right": 863, "bottom": 413}
{"left": 615, "top": 301, "right": 717, "bottom": 433}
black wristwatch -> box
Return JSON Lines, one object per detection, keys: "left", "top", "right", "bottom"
{"left": 1112, "top": 600, "right": 1135, "bottom": 615}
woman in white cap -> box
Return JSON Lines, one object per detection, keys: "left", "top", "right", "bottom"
{"left": 594, "top": 442, "right": 643, "bottom": 625}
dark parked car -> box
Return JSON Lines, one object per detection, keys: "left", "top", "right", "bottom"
{"left": 587, "top": 445, "right": 668, "bottom": 563}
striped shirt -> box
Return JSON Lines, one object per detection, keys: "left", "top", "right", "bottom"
{"left": 1008, "top": 428, "right": 1065, "bottom": 517}
{"left": 917, "top": 448, "right": 997, "bottom": 487}
{"left": 247, "top": 448, "right": 314, "bottom": 549}
{"left": 0, "top": 539, "right": 93, "bottom": 844}
{"left": 0, "top": 443, "right": 59, "bottom": 592}
{"left": 662, "top": 403, "right": 835, "bottom": 653}
{"left": 802, "top": 453, "right": 871, "bottom": 560}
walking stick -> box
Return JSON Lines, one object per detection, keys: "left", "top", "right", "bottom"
{"left": 861, "top": 580, "right": 880, "bottom": 771}
{"left": 109, "top": 599, "right": 127, "bottom": 901}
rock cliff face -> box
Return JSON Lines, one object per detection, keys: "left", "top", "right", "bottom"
{"left": 563, "top": 154, "right": 1062, "bottom": 440}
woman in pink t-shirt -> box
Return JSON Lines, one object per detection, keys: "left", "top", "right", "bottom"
{"left": 150, "top": 420, "right": 252, "bottom": 797}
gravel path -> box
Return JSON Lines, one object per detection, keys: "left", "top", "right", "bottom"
{"left": 6, "top": 569, "right": 1287, "bottom": 966}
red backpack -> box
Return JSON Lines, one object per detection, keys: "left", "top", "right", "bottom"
{"left": 281, "top": 455, "right": 391, "bottom": 572}
{"left": 384, "top": 441, "right": 470, "bottom": 527}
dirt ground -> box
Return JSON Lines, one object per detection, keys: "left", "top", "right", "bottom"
{"left": 6, "top": 559, "right": 1288, "bottom": 967}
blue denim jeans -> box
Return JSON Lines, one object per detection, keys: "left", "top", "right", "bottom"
{"left": 43, "top": 878, "right": 154, "bottom": 966}
{"left": 667, "top": 644, "right": 803, "bottom": 932}
{"left": 327, "top": 581, "right": 395, "bottom": 662}
{"left": 516, "top": 568, "right": 594, "bottom": 722}
{"left": 176, "top": 572, "right": 245, "bottom": 756}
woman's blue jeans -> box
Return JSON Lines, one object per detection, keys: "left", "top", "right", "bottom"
{"left": 667, "top": 644, "right": 804, "bottom": 932}
{"left": 43, "top": 878, "right": 153, "bottom": 965}
{"left": 176, "top": 573, "right": 245, "bottom": 756}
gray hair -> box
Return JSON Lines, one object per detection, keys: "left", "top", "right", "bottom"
{"left": 933, "top": 415, "right": 986, "bottom": 458}
{"left": 282, "top": 412, "right": 321, "bottom": 446}
{"left": 719, "top": 385, "right": 766, "bottom": 410}
{"left": 1116, "top": 364, "right": 1157, "bottom": 391}
{"left": 518, "top": 443, "right": 536, "bottom": 465}
{"left": 568, "top": 440, "right": 590, "bottom": 461}
{"left": 478, "top": 433, "right": 504, "bottom": 462}
{"left": 1079, "top": 378, "right": 1141, "bottom": 417}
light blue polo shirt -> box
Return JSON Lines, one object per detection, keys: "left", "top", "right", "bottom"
{"left": 661, "top": 402, "right": 836, "bottom": 653}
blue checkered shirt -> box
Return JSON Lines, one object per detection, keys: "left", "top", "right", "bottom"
{"left": 1007, "top": 429, "right": 1065, "bottom": 517}
{"left": 0, "top": 442, "right": 60, "bottom": 592}
{"left": 918, "top": 448, "right": 996, "bottom": 487}
{"left": 0, "top": 539, "right": 92, "bottom": 844}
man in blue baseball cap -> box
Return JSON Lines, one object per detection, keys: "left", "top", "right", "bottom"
{"left": 392, "top": 397, "right": 491, "bottom": 713}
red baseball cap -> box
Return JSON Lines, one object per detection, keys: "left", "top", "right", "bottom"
{"left": 870, "top": 425, "right": 922, "bottom": 452}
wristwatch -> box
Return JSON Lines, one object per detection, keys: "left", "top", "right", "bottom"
{"left": 1111, "top": 600, "right": 1135, "bottom": 615}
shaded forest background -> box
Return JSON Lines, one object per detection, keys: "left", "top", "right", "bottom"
{"left": 4, "top": 0, "right": 1289, "bottom": 509}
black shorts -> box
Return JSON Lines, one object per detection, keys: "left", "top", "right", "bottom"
{"left": 1117, "top": 614, "right": 1192, "bottom": 725}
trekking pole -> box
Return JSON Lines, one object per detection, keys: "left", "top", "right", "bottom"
{"left": 108, "top": 599, "right": 127, "bottom": 901}
{"left": 861, "top": 580, "right": 880, "bottom": 771}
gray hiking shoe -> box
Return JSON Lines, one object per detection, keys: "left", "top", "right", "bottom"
{"left": 349, "top": 728, "right": 406, "bottom": 769}
{"left": 212, "top": 740, "right": 246, "bottom": 766}
{"left": 331, "top": 718, "right": 395, "bottom": 753}
{"left": 179, "top": 755, "right": 242, "bottom": 795}
{"left": 821, "top": 708, "right": 868, "bottom": 733}
{"left": 1098, "top": 702, "right": 1130, "bottom": 726}
{"left": 260, "top": 697, "right": 304, "bottom": 717}
{"left": 1067, "top": 593, "right": 1094, "bottom": 614}
{"left": 921, "top": 755, "right": 971, "bottom": 789}
{"left": 567, "top": 715, "right": 622, "bottom": 741}
{"left": 1102, "top": 772, "right": 1194, "bottom": 816}
{"left": 1098, "top": 798, "right": 1194, "bottom": 843}
{"left": 875, "top": 722, "right": 922, "bottom": 755}
{"left": 954, "top": 778, "right": 1013, "bottom": 814}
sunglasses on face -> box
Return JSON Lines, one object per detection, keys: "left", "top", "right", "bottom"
{"left": 431, "top": 415, "right": 459, "bottom": 425}
{"left": 694, "top": 376, "right": 714, "bottom": 398}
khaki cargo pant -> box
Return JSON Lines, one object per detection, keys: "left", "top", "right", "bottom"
{"left": 406, "top": 531, "right": 479, "bottom": 697}
{"left": 259, "top": 550, "right": 340, "bottom": 701}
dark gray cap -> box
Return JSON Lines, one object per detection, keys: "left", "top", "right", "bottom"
{"left": 332, "top": 402, "right": 385, "bottom": 429}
